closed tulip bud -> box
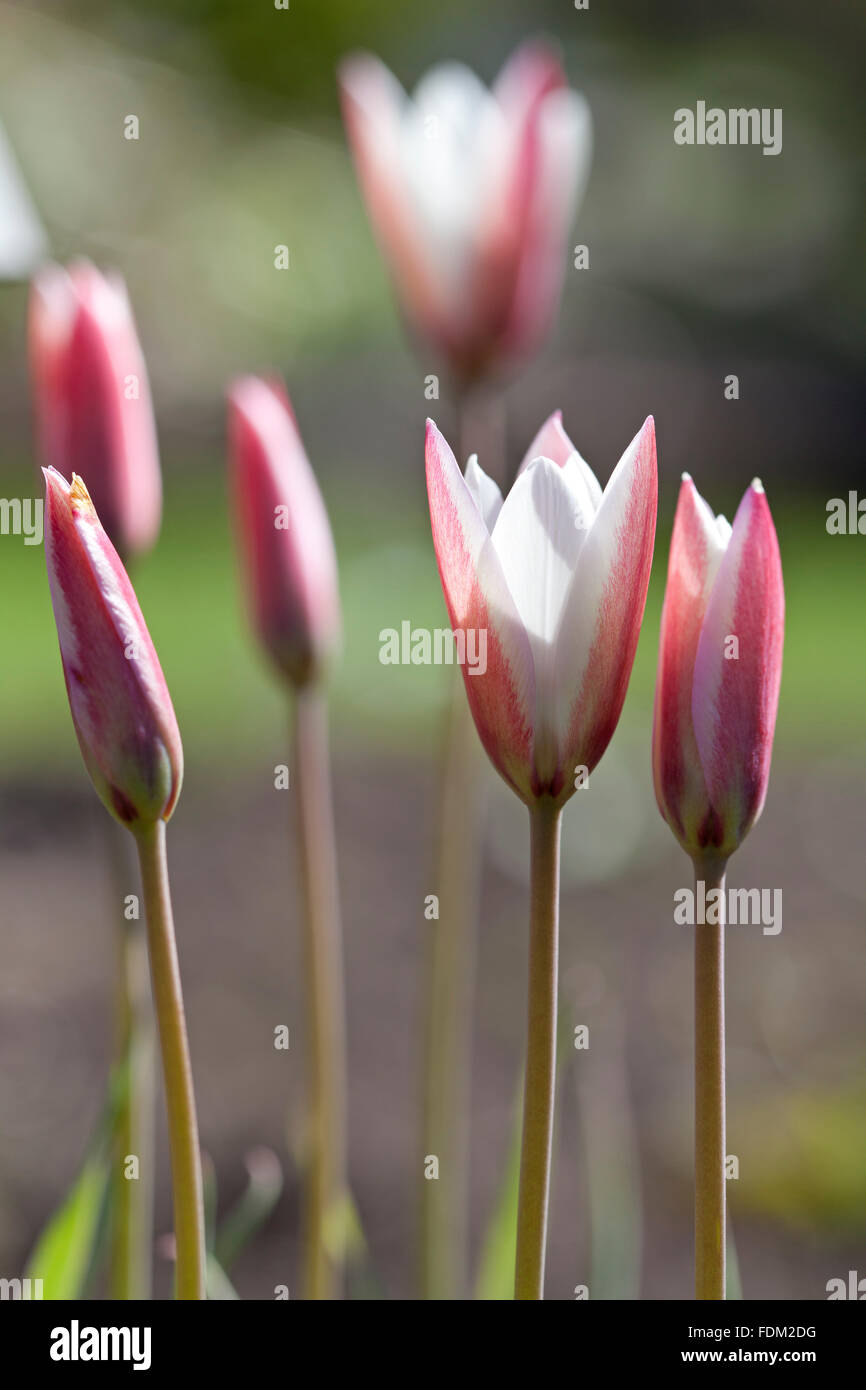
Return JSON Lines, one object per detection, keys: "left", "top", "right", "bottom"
{"left": 339, "top": 41, "right": 592, "bottom": 384}
{"left": 227, "top": 376, "right": 341, "bottom": 689}
{"left": 43, "top": 468, "right": 182, "bottom": 829}
{"left": 426, "top": 412, "right": 657, "bottom": 804}
{"left": 653, "top": 475, "right": 784, "bottom": 861}
{"left": 30, "top": 260, "right": 162, "bottom": 559}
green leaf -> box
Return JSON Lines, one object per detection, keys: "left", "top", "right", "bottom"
{"left": 726, "top": 1219, "right": 743, "bottom": 1300}
{"left": 24, "top": 1157, "right": 109, "bottom": 1300}
{"left": 215, "top": 1148, "right": 283, "bottom": 1271}
{"left": 322, "top": 1189, "right": 365, "bottom": 1265}
{"left": 475, "top": 1084, "right": 523, "bottom": 1301}
{"left": 206, "top": 1254, "right": 240, "bottom": 1301}
{"left": 24, "top": 1060, "right": 130, "bottom": 1300}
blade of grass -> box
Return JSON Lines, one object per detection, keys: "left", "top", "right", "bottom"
{"left": 475, "top": 1082, "right": 523, "bottom": 1300}
{"left": 215, "top": 1148, "right": 283, "bottom": 1272}
{"left": 24, "top": 1061, "right": 129, "bottom": 1299}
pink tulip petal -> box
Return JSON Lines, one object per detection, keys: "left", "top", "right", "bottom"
{"left": 43, "top": 468, "right": 182, "bottom": 826}
{"left": 518, "top": 410, "right": 573, "bottom": 471}
{"left": 30, "top": 260, "right": 162, "bottom": 558}
{"left": 339, "top": 54, "right": 455, "bottom": 361}
{"left": 651, "top": 475, "right": 730, "bottom": 851}
{"left": 426, "top": 419, "right": 535, "bottom": 798}
{"left": 493, "top": 40, "right": 567, "bottom": 122}
{"left": 555, "top": 417, "right": 657, "bottom": 790}
{"left": 228, "top": 377, "right": 340, "bottom": 687}
{"left": 500, "top": 87, "right": 592, "bottom": 364}
{"left": 517, "top": 410, "right": 603, "bottom": 516}
{"left": 691, "top": 482, "right": 785, "bottom": 846}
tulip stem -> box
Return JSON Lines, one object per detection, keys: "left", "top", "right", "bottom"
{"left": 293, "top": 684, "right": 347, "bottom": 1301}
{"left": 420, "top": 678, "right": 483, "bottom": 1299}
{"left": 108, "top": 820, "right": 156, "bottom": 1301}
{"left": 134, "top": 820, "right": 206, "bottom": 1300}
{"left": 514, "top": 797, "right": 562, "bottom": 1300}
{"left": 693, "top": 856, "right": 727, "bottom": 1301}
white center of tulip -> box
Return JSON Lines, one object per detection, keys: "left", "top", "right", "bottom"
{"left": 399, "top": 64, "right": 507, "bottom": 301}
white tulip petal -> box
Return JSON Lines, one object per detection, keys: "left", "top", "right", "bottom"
{"left": 400, "top": 64, "right": 505, "bottom": 304}
{"left": 0, "top": 123, "right": 47, "bottom": 281}
{"left": 491, "top": 457, "right": 589, "bottom": 777}
{"left": 560, "top": 453, "right": 600, "bottom": 525}
{"left": 553, "top": 418, "right": 657, "bottom": 766}
{"left": 464, "top": 454, "right": 503, "bottom": 531}
{"left": 426, "top": 420, "right": 535, "bottom": 798}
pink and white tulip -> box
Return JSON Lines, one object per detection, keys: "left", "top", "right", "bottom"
{"left": 426, "top": 412, "right": 657, "bottom": 803}
{"left": 30, "top": 261, "right": 162, "bottom": 559}
{"left": 339, "top": 42, "right": 592, "bottom": 384}
{"left": 43, "top": 468, "right": 182, "bottom": 829}
{"left": 228, "top": 376, "right": 341, "bottom": 689}
{"left": 652, "top": 476, "right": 784, "bottom": 860}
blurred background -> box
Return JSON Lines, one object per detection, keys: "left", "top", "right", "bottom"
{"left": 0, "top": 0, "right": 864, "bottom": 1299}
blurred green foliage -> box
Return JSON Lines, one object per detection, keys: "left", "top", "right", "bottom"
{"left": 737, "top": 1082, "right": 866, "bottom": 1233}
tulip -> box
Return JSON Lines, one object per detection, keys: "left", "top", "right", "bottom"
{"left": 30, "top": 260, "right": 162, "bottom": 559}
{"left": 653, "top": 476, "right": 784, "bottom": 861}
{"left": 339, "top": 41, "right": 592, "bottom": 386}
{"left": 426, "top": 411, "right": 657, "bottom": 1299}
{"left": 43, "top": 468, "right": 181, "bottom": 829}
{"left": 426, "top": 412, "right": 657, "bottom": 805}
{"left": 652, "top": 474, "right": 784, "bottom": 1302}
{"left": 227, "top": 376, "right": 347, "bottom": 1300}
{"left": 43, "top": 468, "right": 205, "bottom": 1300}
{"left": 342, "top": 42, "right": 592, "bottom": 1297}
{"left": 33, "top": 261, "right": 165, "bottom": 1301}
{"left": 228, "top": 376, "right": 341, "bottom": 690}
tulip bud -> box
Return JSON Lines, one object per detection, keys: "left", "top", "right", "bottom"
{"left": 43, "top": 468, "right": 183, "bottom": 829}
{"left": 227, "top": 376, "right": 341, "bottom": 689}
{"left": 652, "top": 475, "right": 784, "bottom": 860}
{"left": 30, "top": 260, "right": 162, "bottom": 559}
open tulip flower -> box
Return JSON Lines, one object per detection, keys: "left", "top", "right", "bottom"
{"left": 652, "top": 474, "right": 784, "bottom": 1303}
{"left": 426, "top": 410, "right": 657, "bottom": 1299}
{"left": 340, "top": 42, "right": 592, "bottom": 385}
{"left": 30, "top": 260, "right": 162, "bottom": 559}
{"left": 426, "top": 411, "right": 658, "bottom": 805}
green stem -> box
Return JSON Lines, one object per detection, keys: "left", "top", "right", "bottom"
{"left": 514, "top": 797, "right": 562, "bottom": 1300}
{"left": 293, "top": 684, "right": 347, "bottom": 1301}
{"left": 693, "top": 855, "right": 727, "bottom": 1301}
{"left": 419, "top": 678, "right": 483, "bottom": 1300}
{"left": 134, "top": 820, "right": 206, "bottom": 1300}
{"left": 106, "top": 820, "right": 155, "bottom": 1301}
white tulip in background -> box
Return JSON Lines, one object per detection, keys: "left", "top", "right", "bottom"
{"left": 341, "top": 43, "right": 593, "bottom": 383}
{"left": 0, "top": 122, "right": 46, "bottom": 280}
